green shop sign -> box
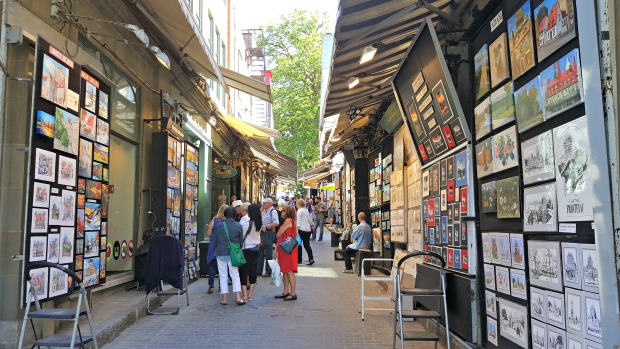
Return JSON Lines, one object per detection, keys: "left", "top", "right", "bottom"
{"left": 379, "top": 100, "right": 404, "bottom": 134}
{"left": 213, "top": 165, "right": 238, "bottom": 179}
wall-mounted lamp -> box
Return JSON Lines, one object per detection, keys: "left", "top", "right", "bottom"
{"left": 150, "top": 46, "right": 171, "bottom": 70}
{"left": 348, "top": 77, "right": 360, "bottom": 89}
{"left": 209, "top": 115, "right": 218, "bottom": 126}
{"left": 359, "top": 45, "right": 377, "bottom": 64}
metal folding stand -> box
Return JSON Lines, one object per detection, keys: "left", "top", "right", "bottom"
{"left": 359, "top": 258, "right": 394, "bottom": 320}
{"left": 146, "top": 271, "right": 189, "bottom": 315}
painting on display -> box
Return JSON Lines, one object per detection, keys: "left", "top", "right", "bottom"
{"left": 474, "top": 97, "right": 491, "bottom": 140}
{"left": 514, "top": 76, "right": 545, "bottom": 132}
{"left": 84, "top": 230, "right": 100, "bottom": 258}
{"left": 60, "top": 190, "right": 75, "bottom": 226}
{"left": 510, "top": 234, "right": 525, "bottom": 269}
{"left": 34, "top": 148, "right": 56, "bottom": 182}
{"left": 497, "top": 176, "right": 520, "bottom": 218}
{"left": 48, "top": 196, "right": 61, "bottom": 225}
{"left": 36, "top": 110, "right": 55, "bottom": 138}
{"left": 521, "top": 130, "right": 555, "bottom": 185}
{"left": 454, "top": 150, "right": 467, "bottom": 187}
{"left": 541, "top": 48, "right": 583, "bottom": 119}
{"left": 78, "top": 139, "right": 92, "bottom": 178}
{"left": 31, "top": 207, "right": 48, "bottom": 234}
{"left": 546, "top": 290, "right": 566, "bottom": 329}
{"left": 474, "top": 44, "right": 491, "bottom": 100}
{"left": 564, "top": 287, "right": 584, "bottom": 335}
{"left": 27, "top": 267, "right": 49, "bottom": 300}
{"left": 432, "top": 80, "right": 454, "bottom": 123}
{"left": 498, "top": 233, "right": 512, "bottom": 266}
{"left": 49, "top": 266, "right": 70, "bottom": 298}
{"left": 83, "top": 257, "right": 100, "bottom": 287}
{"left": 547, "top": 325, "right": 567, "bottom": 349}
{"left": 507, "top": 0, "right": 536, "bottom": 79}
{"left": 523, "top": 183, "right": 557, "bottom": 232}
{"left": 46, "top": 233, "right": 59, "bottom": 263}
{"left": 491, "top": 82, "right": 515, "bottom": 129}
{"left": 84, "top": 81, "right": 97, "bottom": 114}
{"left": 528, "top": 240, "right": 563, "bottom": 291}
{"left": 79, "top": 109, "right": 97, "bottom": 141}
{"left": 534, "top": 0, "right": 576, "bottom": 63}
{"left": 93, "top": 143, "right": 109, "bottom": 164}
{"left": 98, "top": 91, "right": 109, "bottom": 119}
{"left": 429, "top": 128, "right": 447, "bottom": 154}
{"left": 498, "top": 298, "right": 529, "bottom": 348}
{"left": 584, "top": 291, "right": 602, "bottom": 342}
{"left": 531, "top": 319, "right": 547, "bottom": 349}
{"left": 492, "top": 126, "right": 519, "bottom": 173}
{"left": 59, "top": 227, "right": 74, "bottom": 264}
{"left": 496, "top": 265, "right": 511, "bottom": 295}
{"left": 85, "top": 202, "right": 101, "bottom": 231}
{"left": 484, "top": 264, "right": 495, "bottom": 290}
{"left": 481, "top": 181, "right": 497, "bottom": 213}
{"left": 487, "top": 317, "right": 498, "bottom": 346}
{"left": 32, "top": 182, "right": 50, "bottom": 208}
{"left": 580, "top": 244, "right": 599, "bottom": 293}
{"left": 562, "top": 242, "right": 582, "bottom": 290}
{"left": 29, "top": 236, "right": 47, "bottom": 262}
{"left": 510, "top": 268, "right": 527, "bottom": 299}
{"left": 57, "top": 155, "right": 77, "bottom": 187}
{"left": 489, "top": 33, "right": 510, "bottom": 88}
{"left": 530, "top": 287, "right": 547, "bottom": 322}
{"left": 407, "top": 100, "right": 426, "bottom": 139}
{"left": 96, "top": 119, "right": 109, "bottom": 146}
{"left": 482, "top": 233, "right": 491, "bottom": 263}
{"left": 53, "top": 108, "right": 79, "bottom": 156}
{"left": 485, "top": 290, "right": 497, "bottom": 318}
{"left": 553, "top": 116, "right": 593, "bottom": 221}
{"left": 40, "top": 54, "right": 69, "bottom": 108}
{"left": 476, "top": 137, "right": 494, "bottom": 178}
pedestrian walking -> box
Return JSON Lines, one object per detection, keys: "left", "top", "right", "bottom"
{"left": 239, "top": 203, "right": 261, "bottom": 302}
{"left": 206, "top": 204, "right": 227, "bottom": 294}
{"left": 274, "top": 205, "right": 298, "bottom": 301}
{"left": 327, "top": 202, "right": 336, "bottom": 226}
{"left": 212, "top": 207, "right": 246, "bottom": 305}
{"left": 296, "top": 199, "right": 314, "bottom": 265}
{"left": 312, "top": 197, "right": 327, "bottom": 241}
{"left": 257, "top": 198, "right": 279, "bottom": 278}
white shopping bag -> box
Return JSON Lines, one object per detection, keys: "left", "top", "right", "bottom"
{"left": 267, "top": 260, "right": 282, "bottom": 287}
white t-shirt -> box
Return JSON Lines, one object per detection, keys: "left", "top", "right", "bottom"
{"left": 297, "top": 208, "right": 312, "bottom": 232}
{"left": 240, "top": 215, "right": 261, "bottom": 249}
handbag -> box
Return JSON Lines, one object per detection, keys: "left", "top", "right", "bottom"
{"left": 223, "top": 222, "right": 246, "bottom": 267}
{"left": 279, "top": 219, "right": 298, "bottom": 254}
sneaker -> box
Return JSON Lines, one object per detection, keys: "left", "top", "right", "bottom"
{"left": 208, "top": 287, "right": 214, "bottom": 294}
{"left": 343, "top": 269, "right": 354, "bottom": 273}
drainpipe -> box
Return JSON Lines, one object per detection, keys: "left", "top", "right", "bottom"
{"left": 0, "top": 0, "right": 10, "bottom": 173}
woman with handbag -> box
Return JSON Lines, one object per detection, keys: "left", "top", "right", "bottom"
{"left": 239, "top": 203, "right": 261, "bottom": 302}
{"left": 206, "top": 204, "right": 228, "bottom": 294}
{"left": 212, "top": 206, "right": 246, "bottom": 305}
{"left": 274, "top": 205, "right": 299, "bottom": 301}
{"left": 296, "top": 199, "right": 314, "bottom": 265}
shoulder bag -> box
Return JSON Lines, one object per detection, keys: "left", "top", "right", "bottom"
{"left": 223, "top": 222, "right": 246, "bottom": 267}
{"left": 280, "top": 219, "right": 298, "bottom": 254}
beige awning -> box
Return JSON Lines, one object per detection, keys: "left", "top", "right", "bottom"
{"left": 221, "top": 114, "right": 281, "bottom": 139}
{"left": 219, "top": 66, "right": 272, "bottom": 102}
{"left": 246, "top": 139, "right": 297, "bottom": 178}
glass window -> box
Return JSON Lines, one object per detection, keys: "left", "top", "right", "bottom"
{"left": 192, "top": 0, "right": 202, "bottom": 31}
{"left": 216, "top": 30, "right": 221, "bottom": 65}
{"left": 209, "top": 13, "right": 214, "bottom": 52}
{"left": 221, "top": 42, "right": 226, "bottom": 68}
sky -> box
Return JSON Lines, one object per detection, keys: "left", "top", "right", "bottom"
{"left": 234, "top": 0, "right": 338, "bottom": 32}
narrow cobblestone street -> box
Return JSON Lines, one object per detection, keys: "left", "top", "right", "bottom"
{"left": 104, "top": 232, "right": 441, "bottom": 349}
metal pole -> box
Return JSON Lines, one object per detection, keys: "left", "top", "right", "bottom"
{"left": 0, "top": 0, "right": 10, "bottom": 182}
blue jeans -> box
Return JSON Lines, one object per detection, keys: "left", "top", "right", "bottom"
{"left": 313, "top": 219, "right": 325, "bottom": 240}
{"left": 208, "top": 259, "right": 218, "bottom": 288}
{"left": 257, "top": 230, "right": 276, "bottom": 275}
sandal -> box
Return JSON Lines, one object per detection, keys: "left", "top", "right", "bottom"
{"left": 236, "top": 300, "right": 247, "bottom": 306}
{"left": 274, "top": 293, "right": 290, "bottom": 299}
{"left": 220, "top": 301, "right": 228, "bottom": 305}
{"left": 283, "top": 294, "right": 297, "bottom": 301}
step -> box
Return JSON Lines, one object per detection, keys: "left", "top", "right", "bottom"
{"left": 362, "top": 296, "right": 392, "bottom": 302}
{"left": 395, "top": 330, "right": 439, "bottom": 341}
{"left": 400, "top": 309, "right": 441, "bottom": 319}
{"left": 158, "top": 289, "right": 186, "bottom": 296}
{"left": 29, "top": 308, "right": 87, "bottom": 320}
{"left": 34, "top": 334, "right": 93, "bottom": 347}
{"left": 400, "top": 288, "right": 443, "bottom": 296}
{"left": 363, "top": 275, "right": 393, "bottom": 282}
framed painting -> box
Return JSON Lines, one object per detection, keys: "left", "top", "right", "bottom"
{"left": 484, "top": 263, "right": 495, "bottom": 290}
{"left": 476, "top": 137, "right": 494, "bottom": 178}
{"left": 34, "top": 148, "right": 56, "bottom": 183}
{"left": 492, "top": 125, "right": 519, "bottom": 173}
{"left": 547, "top": 326, "right": 567, "bottom": 349}
{"left": 541, "top": 48, "right": 583, "bottom": 119}
{"left": 534, "top": 0, "right": 576, "bottom": 62}
{"left": 567, "top": 333, "right": 585, "bottom": 349}
{"left": 57, "top": 155, "right": 77, "bottom": 187}
{"left": 432, "top": 80, "right": 454, "bottom": 123}
{"left": 489, "top": 33, "right": 510, "bottom": 88}
{"left": 79, "top": 109, "right": 97, "bottom": 141}
{"left": 498, "top": 298, "right": 528, "bottom": 348}
{"left": 531, "top": 319, "right": 547, "bottom": 349}
{"left": 498, "top": 233, "right": 511, "bottom": 266}
{"left": 562, "top": 242, "right": 582, "bottom": 289}
{"left": 547, "top": 289, "right": 566, "bottom": 329}
{"left": 27, "top": 267, "right": 49, "bottom": 301}
{"left": 485, "top": 290, "right": 497, "bottom": 318}
{"left": 530, "top": 286, "right": 547, "bottom": 322}
{"left": 490, "top": 82, "right": 515, "bottom": 129}
{"left": 580, "top": 244, "right": 599, "bottom": 293}
{"left": 41, "top": 54, "right": 69, "bottom": 108}
{"left": 528, "top": 240, "right": 563, "bottom": 291}
{"left": 510, "top": 268, "right": 527, "bottom": 299}
{"left": 565, "top": 287, "right": 584, "bottom": 336}
{"left": 46, "top": 233, "right": 59, "bottom": 263}
{"left": 474, "top": 97, "right": 491, "bottom": 140}
{"left": 487, "top": 316, "right": 498, "bottom": 346}
{"left": 53, "top": 108, "right": 79, "bottom": 155}
{"left": 32, "top": 182, "right": 50, "bottom": 208}
{"left": 454, "top": 150, "right": 467, "bottom": 187}
{"left": 475, "top": 44, "right": 491, "bottom": 100}
{"left": 481, "top": 181, "right": 497, "bottom": 213}
{"left": 495, "top": 265, "right": 510, "bottom": 295}
{"left": 507, "top": 0, "right": 536, "bottom": 79}
{"left": 482, "top": 233, "right": 491, "bottom": 263}
{"left": 521, "top": 130, "right": 555, "bottom": 185}
{"left": 514, "top": 75, "right": 544, "bottom": 132}
{"left": 60, "top": 190, "right": 75, "bottom": 227}
{"left": 489, "top": 232, "right": 500, "bottom": 264}
{"left": 78, "top": 139, "right": 93, "bottom": 178}
{"left": 29, "top": 236, "right": 47, "bottom": 262}
{"left": 523, "top": 183, "right": 557, "bottom": 232}
{"left": 36, "top": 110, "right": 55, "bottom": 138}
{"left": 510, "top": 234, "right": 525, "bottom": 269}
{"left": 583, "top": 291, "right": 602, "bottom": 342}
{"left": 497, "top": 176, "right": 521, "bottom": 218}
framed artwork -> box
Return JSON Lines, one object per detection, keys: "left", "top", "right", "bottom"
{"left": 580, "top": 244, "right": 599, "bottom": 293}
{"left": 484, "top": 263, "right": 495, "bottom": 290}
{"left": 492, "top": 125, "right": 519, "bottom": 173}
{"left": 476, "top": 137, "right": 494, "bottom": 178}
{"left": 440, "top": 216, "right": 448, "bottom": 244}
{"left": 102, "top": 168, "right": 109, "bottom": 182}
{"left": 510, "top": 234, "right": 525, "bottom": 269}
{"left": 482, "top": 233, "right": 491, "bottom": 263}
{"left": 426, "top": 117, "right": 437, "bottom": 132}
{"left": 66, "top": 90, "right": 79, "bottom": 112}
{"left": 75, "top": 238, "right": 83, "bottom": 256}
{"left": 49, "top": 267, "right": 69, "bottom": 298}
{"left": 36, "top": 110, "right": 55, "bottom": 138}
{"left": 27, "top": 267, "right": 49, "bottom": 301}
{"left": 41, "top": 54, "right": 69, "bottom": 108}
{"left": 77, "top": 194, "right": 85, "bottom": 209}
{"left": 481, "top": 181, "right": 497, "bottom": 213}
{"left": 407, "top": 100, "right": 426, "bottom": 139}
{"left": 454, "top": 150, "right": 467, "bottom": 187}
{"left": 447, "top": 180, "right": 455, "bottom": 202}
{"left": 419, "top": 94, "right": 433, "bottom": 113}
{"left": 449, "top": 119, "right": 467, "bottom": 144}
{"left": 75, "top": 254, "right": 83, "bottom": 270}
{"left": 79, "top": 109, "right": 97, "bottom": 141}
{"left": 485, "top": 290, "right": 497, "bottom": 318}
{"left": 422, "top": 170, "right": 429, "bottom": 197}
{"left": 508, "top": 0, "right": 536, "bottom": 79}
{"left": 583, "top": 291, "right": 602, "bottom": 342}
{"left": 432, "top": 80, "right": 454, "bottom": 123}
{"left": 541, "top": 48, "right": 583, "bottom": 119}
{"left": 523, "top": 183, "right": 557, "bottom": 232}
{"left": 546, "top": 289, "right": 566, "bottom": 329}
{"left": 498, "top": 233, "right": 511, "bottom": 266}
{"left": 101, "top": 184, "right": 109, "bottom": 219}
{"left": 440, "top": 190, "right": 447, "bottom": 211}
{"left": 57, "top": 155, "right": 77, "bottom": 187}
{"left": 530, "top": 287, "right": 547, "bottom": 322}
{"left": 77, "top": 178, "right": 86, "bottom": 193}
{"left": 585, "top": 340, "right": 603, "bottom": 349}
{"left": 48, "top": 196, "right": 61, "bottom": 226}
{"left": 100, "top": 251, "right": 107, "bottom": 279}
{"left": 83, "top": 257, "right": 100, "bottom": 286}
{"left": 562, "top": 242, "right": 582, "bottom": 289}
{"left": 416, "top": 85, "right": 428, "bottom": 104}
{"left": 59, "top": 226, "right": 74, "bottom": 264}
{"left": 454, "top": 249, "right": 461, "bottom": 269}
{"left": 85, "top": 230, "right": 100, "bottom": 258}
{"left": 460, "top": 187, "right": 468, "bottom": 214}
{"left": 29, "top": 236, "right": 47, "bottom": 262}
{"left": 498, "top": 298, "right": 528, "bottom": 348}
{"left": 32, "top": 182, "right": 50, "bottom": 208}
{"left": 474, "top": 97, "right": 491, "bottom": 140}
{"left": 85, "top": 81, "right": 97, "bottom": 113}
{"left": 510, "top": 268, "right": 527, "bottom": 299}
{"left": 475, "top": 44, "right": 490, "bottom": 100}
{"left": 440, "top": 159, "right": 447, "bottom": 185}
{"left": 423, "top": 140, "right": 435, "bottom": 159}
{"left": 495, "top": 265, "right": 510, "bottom": 295}
{"left": 521, "top": 130, "right": 555, "bottom": 185}
{"left": 529, "top": 240, "right": 563, "bottom": 291}
{"left": 567, "top": 333, "right": 585, "bottom": 349}
{"left": 565, "top": 287, "right": 584, "bottom": 335}
{"left": 412, "top": 71, "right": 424, "bottom": 93}
{"left": 497, "top": 176, "right": 520, "bottom": 218}
{"left": 98, "top": 90, "right": 109, "bottom": 119}
{"left": 93, "top": 143, "right": 109, "bottom": 164}
{"left": 31, "top": 208, "right": 48, "bottom": 233}
{"left": 489, "top": 33, "right": 510, "bottom": 88}
{"left": 553, "top": 116, "right": 593, "bottom": 221}
{"left": 534, "top": 0, "right": 576, "bottom": 62}
{"left": 34, "top": 148, "right": 56, "bottom": 182}
{"left": 53, "top": 108, "right": 79, "bottom": 156}
{"left": 531, "top": 319, "right": 547, "bottom": 349}
{"left": 78, "top": 139, "right": 93, "bottom": 178}
{"left": 96, "top": 119, "right": 109, "bottom": 146}
{"left": 547, "top": 326, "right": 567, "bottom": 349}
{"left": 85, "top": 201, "right": 101, "bottom": 231}
{"left": 490, "top": 232, "right": 500, "bottom": 264}
{"left": 86, "top": 180, "right": 102, "bottom": 200}
{"left": 491, "top": 82, "right": 515, "bottom": 129}
{"left": 46, "top": 233, "right": 60, "bottom": 263}
{"left": 429, "top": 127, "right": 447, "bottom": 154}
{"left": 92, "top": 162, "right": 103, "bottom": 181}
{"left": 60, "top": 190, "right": 75, "bottom": 226}
{"left": 487, "top": 316, "right": 498, "bottom": 346}
{"left": 514, "top": 75, "right": 545, "bottom": 132}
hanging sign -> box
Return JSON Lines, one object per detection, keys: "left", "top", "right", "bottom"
{"left": 379, "top": 100, "right": 404, "bottom": 134}
{"left": 213, "top": 165, "right": 238, "bottom": 179}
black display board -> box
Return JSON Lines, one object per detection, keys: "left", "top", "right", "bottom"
{"left": 24, "top": 38, "right": 111, "bottom": 304}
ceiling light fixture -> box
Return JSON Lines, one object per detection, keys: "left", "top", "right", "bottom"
{"left": 150, "top": 46, "right": 171, "bottom": 70}
{"left": 348, "top": 77, "right": 360, "bottom": 89}
{"left": 359, "top": 45, "right": 377, "bottom": 64}
{"left": 124, "top": 24, "right": 149, "bottom": 46}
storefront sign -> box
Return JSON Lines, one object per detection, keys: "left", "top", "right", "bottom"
{"left": 490, "top": 11, "right": 503, "bottom": 32}
{"left": 379, "top": 100, "right": 404, "bottom": 134}
{"left": 113, "top": 241, "right": 120, "bottom": 260}
{"left": 213, "top": 165, "right": 238, "bottom": 178}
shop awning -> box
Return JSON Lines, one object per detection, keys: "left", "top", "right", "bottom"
{"left": 303, "top": 171, "right": 333, "bottom": 188}
{"left": 222, "top": 114, "right": 281, "bottom": 139}
{"left": 219, "top": 66, "right": 272, "bottom": 102}
{"left": 299, "top": 158, "right": 332, "bottom": 179}
{"left": 138, "top": 0, "right": 226, "bottom": 87}
{"left": 245, "top": 138, "right": 297, "bottom": 178}
{"left": 322, "top": 0, "right": 457, "bottom": 117}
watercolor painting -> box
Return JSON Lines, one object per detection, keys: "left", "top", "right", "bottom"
{"left": 534, "top": 0, "right": 576, "bottom": 62}
{"left": 508, "top": 0, "right": 536, "bottom": 79}
{"left": 36, "top": 110, "right": 55, "bottom": 138}
{"left": 475, "top": 44, "right": 491, "bottom": 100}
{"left": 40, "top": 54, "right": 69, "bottom": 108}
{"left": 489, "top": 33, "right": 510, "bottom": 88}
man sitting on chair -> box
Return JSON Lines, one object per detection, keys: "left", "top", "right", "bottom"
{"left": 343, "top": 212, "right": 372, "bottom": 273}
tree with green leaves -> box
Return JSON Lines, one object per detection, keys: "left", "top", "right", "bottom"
{"left": 262, "top": 10, "right": 328, "bottom": 171}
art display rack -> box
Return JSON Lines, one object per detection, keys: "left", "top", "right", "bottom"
{"left": 183, "top": 142, "right": 199, "bottom": 279}
{"left": 24, "top": 37, "right": 112, "bottom": 304}
{"left": 470, "top": 1, "right": 603, "bottom": 348}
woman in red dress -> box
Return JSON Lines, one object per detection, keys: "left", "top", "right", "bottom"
{"left": 274, "top": 205, "right": 298, "bottom": 301}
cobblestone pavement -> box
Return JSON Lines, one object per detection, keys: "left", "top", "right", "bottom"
{"left": 105, "top": 230, "right": 443, "bottom": 349}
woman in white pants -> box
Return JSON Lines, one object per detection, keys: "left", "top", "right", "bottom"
{"left": 212, "top": 206, "right": 246, "bottom": 305}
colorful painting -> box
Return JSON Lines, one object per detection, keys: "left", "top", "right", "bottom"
{"left": 46, "top": 233, "right": 60, "bottom": 263}
{"left": 85, "top": 202, "right": 101, "bottom": 231}
{"left": 77, "top": 208, "right": 84, "bottom": 238}
{"left": 53, "top": 108, "right": 79, "bottom": 155}
{"left": 481, "top": 181, "right": 497, "bottom": 213}
{"left": 83, "top": 257, "right": 100, "bottom": 286}
{"left": 85, "top": 230, "right": 100, "bottom": 258}
{"left": 49, "top": 267, "right": 69, "bottom": 298}
{"left": 493, "top": 126, "right": 519, "bottom": 172}
{"left": 168, "top": 167, "right": 181, "bottom": 189}
{"left": 86, "top": 179, "right": 102, "bottom": 200}
{"left": 60, "top": 189, "right": 75, "bottom": 226}
{"left": 432, "top": 80, "right": 454, "bottom": 123}
{"left": 77, "top": 178, "right": 86, "bottom": 193}
{"left": 553, "top": 115, "right": 593, "bottom": 221}
{"left": 476, "top": 137, "right": 494, "bottom": 178}
{"left": 474, "top": 97, "right": 491, "bottom": 140}
{"left": 92, "top": 162, "right": 103, "bottom": 181}
{"left": 32, "top": 182, "right": 50, "bottom": 208}
{"left": 93, "top": 143, "right": 109, "bottom": 164}
{"left": 449, "top": 119, "right": 467, "bottom": 144}
{"left": 29, "top": 236, "right": 47, "bottom": 262}
{"left": 489, "top": 33, "right": 510, "bottom": 88}
{"left": 429, "top": 127, "right": 447, "bottom": 154}
{"left": 96, "top": 119, "right": 109, "bottom": 146}
{"left": 521, "top": 130, "right": 555, "bottom": 185}
{"left": 442, "top": 124, "right": 456, "bottom": 149}
{"left": 77, "top": 194, "right": 85, "bottom": 209}
{"left": 541, "top": 48, "right": 583, "bottom": 119}
{"left": 36, "top": 110, "right": 55, "bottom": 138}
{"left": 40, "top": 54, "right": 69, "bottom": 108}
{"left": 80, "top": 109, "right": 97, "bottom": 141}
{"left": 34, "top": 148, "right": 56, "bottom": 182}
{"left": 98, "top": 90, "right": 109, "bottom": 119}
{"left": 510, "top": 234, "right": 525, "bottom": 269}
{"left": 454, "top": 150, "right": 467, "bottom": 187}
{"left": 101, "top": 184, "right": 109, "bottom": 219}
{"left": 508, "top": 1, "right": 536, "bottom": 79}
{"left": 59, "top": 226, "right": 74, "bottom": 264}
{"left": 407, "top": 100, "right": 426, "bottom": 139}
{"left": 490, "top": 82, "right": 515, "bottom": 129}
{"left": 497, "top": 176, "right": 520, "bottom": 218}
{"left": 78, "top": 139, "right": 93, "bottom": 178}
{"left": 100, "top": 252, "right": 106, "bottom": 279}
{"left": 57, "top": 155, "right": 76, "bottom": 187}
{"left": 84, "top": 81, "right": 97, "bottom": 114}
{"left": 48, "top": 196, "right": 61, "bottom": 226}
{"left": 534, "top": 0, "right": 576, "bottom": 63}
{"left": 475, "top": 44, "right": 491, "bottom": 100}
{"left": 514, "top": 76, "right": 545, "bottom": 132}
{"left": 102, "top": 168, "right": 109, "bottom": 182}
